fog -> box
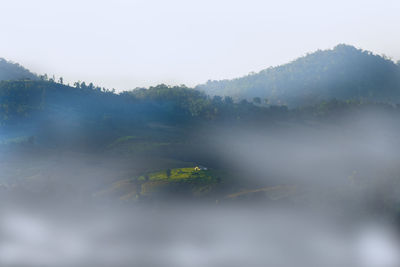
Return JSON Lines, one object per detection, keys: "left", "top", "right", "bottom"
{"left": 1, "top": 109, "right": 400, "bottom": 267}
{"left": 1, "top": 206, "right": 399, "bottom": 267}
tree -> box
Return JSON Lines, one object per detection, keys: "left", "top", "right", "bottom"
{"left": 212, "top": 95, "right": 223, "bottom": 104}
{"left": 41, "top": 74, "right": 48, "bottom": 81}
{"left": 58, "top": 77, "right": 64, "bottom": 84}
{"left": 224, "top": 96, "right": 233, "bottom": 105}
{"left": 253, "top": 97, "right": 261, "bottom": 105}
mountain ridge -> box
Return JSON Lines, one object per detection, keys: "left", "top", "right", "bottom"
{"left": 196, "top": 44, "right": 400, "bottom": 107}
{"left": 2, "top": 44, "right": 400, "bottom": 107}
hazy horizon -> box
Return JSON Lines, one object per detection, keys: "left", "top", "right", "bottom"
{"left": 1, "top": 0, "right": 399, "bottom": 91}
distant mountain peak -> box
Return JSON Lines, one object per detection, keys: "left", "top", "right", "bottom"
{"left": 333, "top": 43, "right": 358, "bottom": 50}
{"left": 197, "top": 45, "right": 400, "bottom": 107}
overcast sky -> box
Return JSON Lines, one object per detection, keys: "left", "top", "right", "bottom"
{"left": 1, "top": 0, "right": 399, "bottom": 90}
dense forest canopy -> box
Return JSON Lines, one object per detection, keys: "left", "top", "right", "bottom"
{"left": 196, "top": 44, "right": 400, "bottom": 107}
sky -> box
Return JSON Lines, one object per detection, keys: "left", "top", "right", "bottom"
{"left": 1, "top": 0, "right": 399, "bottom": 91}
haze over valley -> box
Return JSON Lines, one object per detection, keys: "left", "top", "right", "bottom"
{"left": 1, "top": 43, "right": 400, "bottom": 266}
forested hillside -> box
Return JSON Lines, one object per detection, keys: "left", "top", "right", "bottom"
{"left": 0, "top": 81, "right": 272, "bottom": 128}
{"left": 1, "top": 79, "right": 396, "bottom": 152}
{"left": 0, "top": 58, "right": 38, "bottom": 81}
{"left": 197, "top": 44, "right": 400, "bottom": 107}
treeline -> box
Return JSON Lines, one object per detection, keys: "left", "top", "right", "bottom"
{"left": 1, "top": 79, "right": 398, "bottom": 127}
{"left": 0, "top": 80, "right": 283, "bottom": 123}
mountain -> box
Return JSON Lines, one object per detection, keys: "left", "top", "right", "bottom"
{"left": 196, "top": 44, "right": 400, "bottom": 107}
{"left": 0, "top": 58, "right": 38, "bottom": 81}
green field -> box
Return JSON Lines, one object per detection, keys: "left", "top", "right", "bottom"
{"left": 96, "top": 167, "right": 222, "bottom": 201}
